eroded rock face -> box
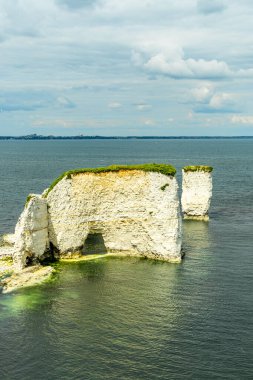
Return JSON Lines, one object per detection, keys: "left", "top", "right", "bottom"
{"left": 47, "top": 171, "right": 182, "bottom": 262}
{"left": 13, "top": 195, "right": 49, "bottom": 270}
{"left": 181, "top": 170, "right": 212, "bottom": 220}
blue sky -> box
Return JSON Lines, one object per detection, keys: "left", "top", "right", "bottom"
{"left": 1, "top": 0, "right": 253, "bottom": 135}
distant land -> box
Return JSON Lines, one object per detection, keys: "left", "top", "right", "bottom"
{"left": 0, "top": 134, "right": 253, "bottom": 140}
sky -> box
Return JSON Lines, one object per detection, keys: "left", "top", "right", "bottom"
{"left": 1, "top": 0, "right": 253, "bottom": 136}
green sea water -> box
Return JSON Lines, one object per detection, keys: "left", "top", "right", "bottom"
{"left": 0, "top": 139, "right": 253, "bottom": 379}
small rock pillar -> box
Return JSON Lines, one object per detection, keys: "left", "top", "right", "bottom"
{"left": 13, "top": 194, "right": 49, "bottom": 270}
{"left": 181, "top": 166, "right": 213, "bottom": 221}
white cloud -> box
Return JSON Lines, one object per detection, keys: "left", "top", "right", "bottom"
{"left": 191, "top": 84, "right": 214, "bottom": 102}
{"left": 133, "top": 38, "right": 232, "bottom": 79}
{"left": 191, "top": 84, "right": 237, "bottom": 113}
{"left": 135, "top": 103, "right": 152, "bottom": 111}
{"left": 142, "top": 118, "right": 155, "bottom": 126}
{"left": 209, "top": 93, "right": 234, "bottom": 109}
{"left": 230, "top": 115, "right": 253, "bottom": 124}
{"left": 108, "top": 102, "right": 122, "bottom": 109}
{"left": 142, "top": 53, "right": 231, "bottom": 79}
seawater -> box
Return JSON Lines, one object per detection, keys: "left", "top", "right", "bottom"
{"left": 0, "top": 139, "right": 253, "bottom": 379}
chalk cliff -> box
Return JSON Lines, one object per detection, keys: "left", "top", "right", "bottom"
{"left": 181, "top": 166, "right": 213, "bottom": 220}
{"left": 7, "top": 164, "right": 182, "bottom": 269}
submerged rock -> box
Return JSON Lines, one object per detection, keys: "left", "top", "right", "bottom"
{"left": 0, "top": 265, "right": 54, "bottom": 294}
{"left": 181, "top": 166, "right": 213, "bottom": 220}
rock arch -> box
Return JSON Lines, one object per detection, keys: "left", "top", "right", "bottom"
{"left": 12, "top": 164, "right": 182, "bottom": 269}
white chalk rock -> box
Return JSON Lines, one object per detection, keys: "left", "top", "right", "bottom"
{"left": 181, "top": 167, "right": 213, "bottom": 220}
{"left": 47, "top": 170, "right": 182, "bottom": 262}
{"left": 0, "top": 234, "right": 15, "bottom": 247}
{"left": 13, "top": 195, "right": 48, "bottom": 270}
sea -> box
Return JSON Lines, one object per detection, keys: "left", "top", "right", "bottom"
{"left": 0, "top": 139, "right": 252, "bottom": 379}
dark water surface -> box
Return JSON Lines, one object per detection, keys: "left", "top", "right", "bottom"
{"left": 0, "top": 140, "right": 253, "bottom": 379}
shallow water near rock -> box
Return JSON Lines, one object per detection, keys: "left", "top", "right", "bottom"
{"left": 0, "top": 139, "right": 253, "bottom": 379}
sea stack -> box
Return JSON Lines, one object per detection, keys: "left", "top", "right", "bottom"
{"left": 11, "top": 164, "right": 182, "bottom": 269}
{"left": 181, "top": 165, "right": 213, "bottom": 221}
{"left": 13, "top": 194, "right": 49, "bottom": 270}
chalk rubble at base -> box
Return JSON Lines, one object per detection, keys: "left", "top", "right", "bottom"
{"left": 181, "top": 167, "right": 213, "bottom": 220}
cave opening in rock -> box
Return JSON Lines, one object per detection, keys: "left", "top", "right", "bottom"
{"left": 82, "top": 233, "right": 107, "bottom": 255}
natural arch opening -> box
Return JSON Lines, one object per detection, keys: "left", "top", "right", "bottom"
{"left": 82, "top": 233, "right": 107, "bottom": 255}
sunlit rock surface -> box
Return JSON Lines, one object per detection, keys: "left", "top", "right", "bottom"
{"left": 2, "top": 165, "right": 184, "bottom": 273}
{"left": 0, "top": 265, "right": 54, "bottom": 294}
{"left": 181, "top": 167, "right": 213, "bottom": 220}
{"left": 13, "top": 195, "right": 49, "bottom": 270}
{"left": 47, "top": 170, "right": 182, "bottom": 262}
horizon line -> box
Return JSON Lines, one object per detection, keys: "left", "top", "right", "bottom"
{"left": 1, "top": 134, "right": 253, "bottom": 140}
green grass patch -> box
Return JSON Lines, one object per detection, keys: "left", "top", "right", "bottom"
{"left": 25, "top": 194, "right": 35, "bottom": 208}
{"left": 183, "top": 165, "right": 213, "bottom": 173}
{"left": 44, "top": 163, "right": 176, "bottom": 197}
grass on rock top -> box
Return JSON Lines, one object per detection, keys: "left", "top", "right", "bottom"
{"left": 25, "top": 194, "right": 35, "bottom": 208}
{"left": 183, "top": 165, "right": 213, "bottom": 173}
{"left": 44, "top": 163, "right": 177, "bottom": 197}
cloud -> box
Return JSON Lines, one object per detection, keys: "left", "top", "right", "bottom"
{"left": 191, "top": 85, "right": 237, "bottom": 113}
{"left": 1, "top": 0, "right": 253, "bottom": 135}
{"left": 108, "top": 102, "right": 122, "bottom": 108}
{"left": 191, "top": 84, "right": 214, "bottom": 102}
{"left": 135, "top": 103, "right": 152, "bottom": 111}
{"left": 197, "top": 0, "right": 227, "bottom": 14}
{"left": 0, "top": 91, "right": 75, "bottom": 113}
{"left": 142, "top": 118, "right": 156, "bottom": 126}
{"left": 230, "top": 115, "right": 253, "bottom": 124}
{"left": 194, "top": 92, "right": 237, "bottom": 113}
{"left": 133, "top": 40, "right": 232, "bottom": 79}
{"left": 145, "top": 55, "right": 231, "bottom": 79}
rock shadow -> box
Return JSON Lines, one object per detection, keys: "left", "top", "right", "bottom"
{"left": 82, "top": 233, "right": 107, "bottom": 255}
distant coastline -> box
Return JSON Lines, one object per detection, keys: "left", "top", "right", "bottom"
{"left": 1, "top": 134, "right": 253, "bottom": 140}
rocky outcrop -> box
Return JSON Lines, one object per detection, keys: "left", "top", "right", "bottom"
{"left": 47, "top": 169, "right": 182, "bottom": 262}
{"left": 181, "top": 166, "right": 213, "bottom": 220}
{"left": 1, "top": 265, "right": 54, "bottom": 294}
{"left": 0, "top": 234, "right": 15, "bottom": 258}
{"left": 2, "top": 164, "right": 182, "bottom": 270}
{"left": 0, "top": 163, "right": 194, "bottom": 275}
{"left": 13, "top": 195, "right": 49, "bottom": 270}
